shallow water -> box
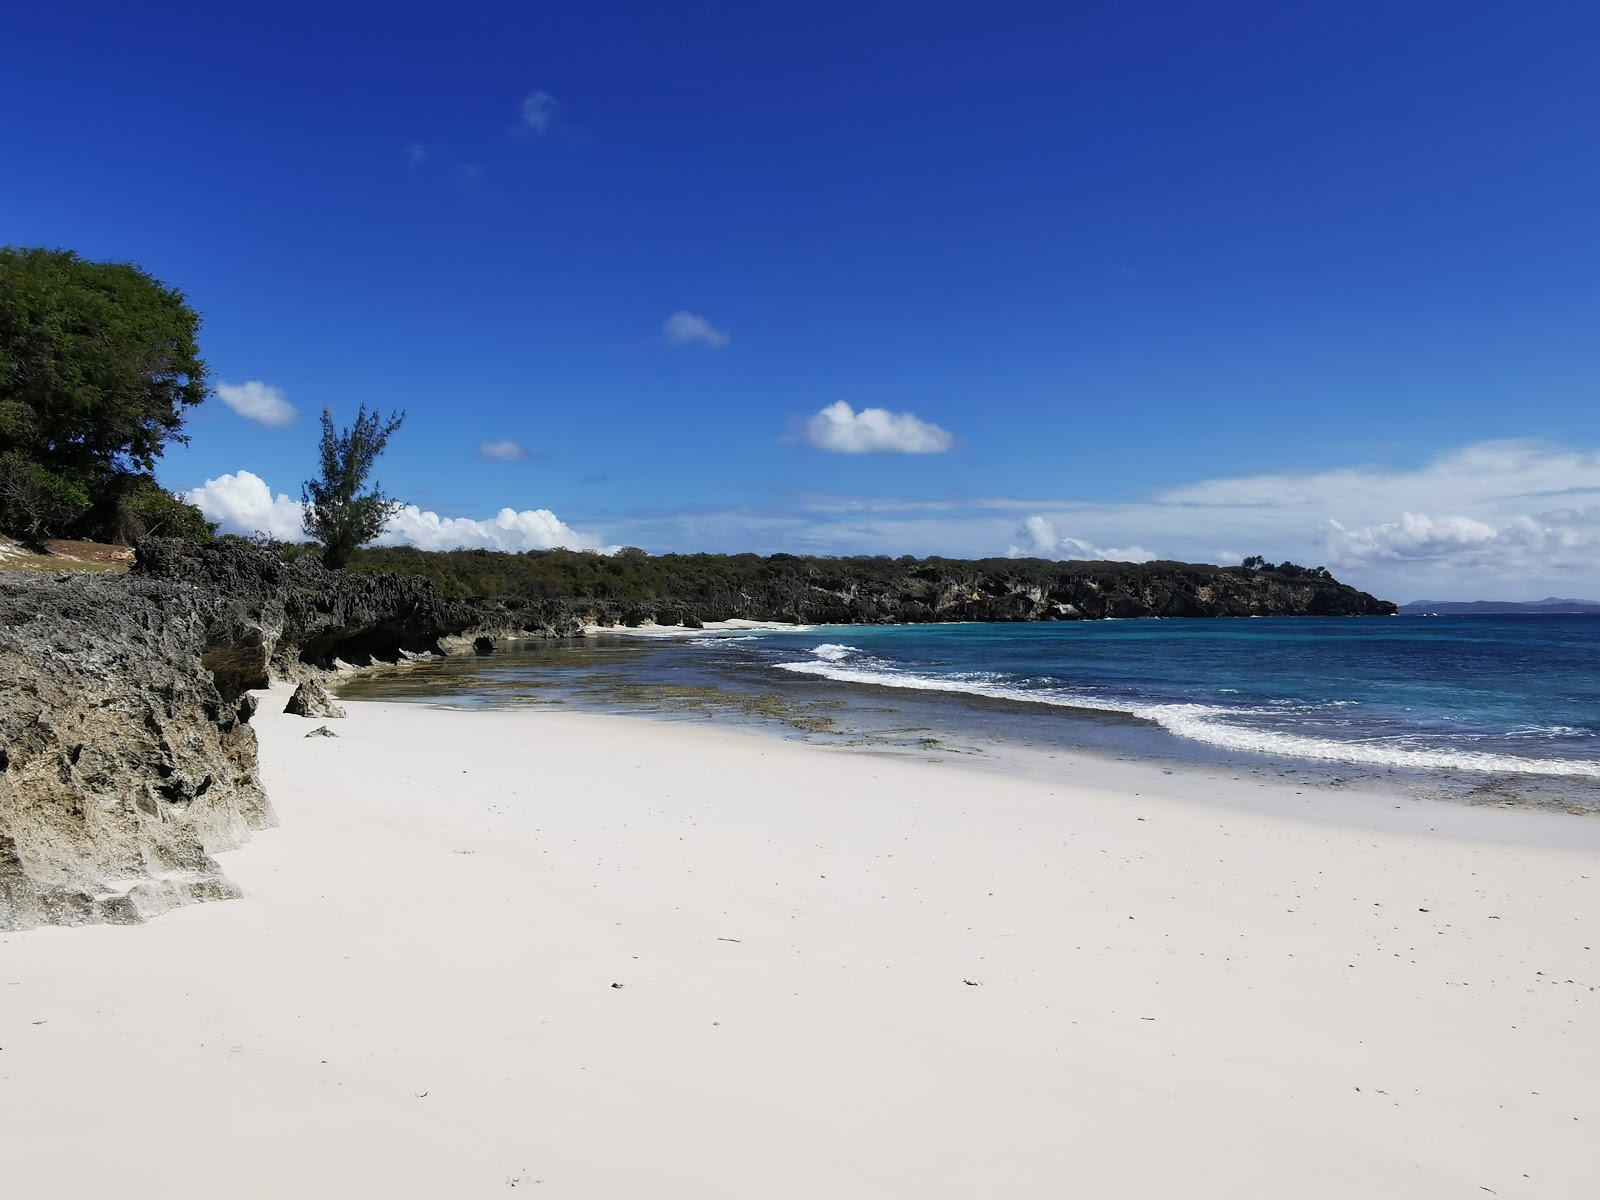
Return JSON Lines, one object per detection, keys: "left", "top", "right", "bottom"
{"left": 338, "top": 615, "right": 1600, "bottom": 813}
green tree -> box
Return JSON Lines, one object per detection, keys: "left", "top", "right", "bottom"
{"left": 302, "top": 405, "right": 405, "bottom": 569}
{"left": 0, "top": 247, "right": 208, "bottom": 541}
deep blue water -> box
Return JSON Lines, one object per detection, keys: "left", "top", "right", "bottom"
{"left": 703, "top": 615, "right": 1600, "bottom": 778}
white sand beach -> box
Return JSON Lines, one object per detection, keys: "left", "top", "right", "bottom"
{"left": 3, "top": 693, "right": 1597, "bottom": 1198}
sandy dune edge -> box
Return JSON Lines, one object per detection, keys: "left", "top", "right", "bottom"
{"left": 2, "top": 694, "right": 1596, "bottom": 1197}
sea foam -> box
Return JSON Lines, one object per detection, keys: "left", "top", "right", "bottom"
{"left": 776, "top": 651, "right": 1600, "bottom": 778}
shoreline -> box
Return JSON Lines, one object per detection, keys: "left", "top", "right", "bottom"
{"left": 3, "top": 690, "right": 1597, "bottom": 1196}
{"left": 335, "top": 627, "right": 1600, "bottom": 820}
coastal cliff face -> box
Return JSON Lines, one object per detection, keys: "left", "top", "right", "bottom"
{"left": 373, "top": 551, "right": 1398, "bottom": 644}
{"left": 133, "top": 536, "right": 479, "bottom": 676}
{"left": 0, "top": 575, "right": 273, "bottom": 930}
{"left": 0, "top": 540, "right": 478, "bottom": 930}
{"left": 138, "top": 540, "right": 1395, "bottom": 659}
{"left": 626, "top": 559, "right": 1399, "bottom": 625}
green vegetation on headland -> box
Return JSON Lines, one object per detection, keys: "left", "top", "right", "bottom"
{"left": 341, "top": 543, "right": 1396, "bottom": 624}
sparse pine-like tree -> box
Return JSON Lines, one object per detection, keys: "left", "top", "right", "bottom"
{"left": 302, "top": 405, "right": 405, "bottom": 569}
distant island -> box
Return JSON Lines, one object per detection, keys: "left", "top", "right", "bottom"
{"left": 1401, "top": 597, "right": 1600, "bottom": 616}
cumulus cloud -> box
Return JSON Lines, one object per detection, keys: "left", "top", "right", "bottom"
{"left": 1320, "top": 511, "right": 1598, "bottom": 569}
{"left": 479, "top": 439, "right": 530, "bottom": 462}
{"left": 661, "top": 311, "right": 730, "bottom": 349}
{"left": 802, "top": 401, "right": 954, "bottom": 455}
{"left": 378, "top": 505, "right": 612, "bottom": 553}
{"left": 587, "top": 440, "right": 1600, "bottom": 600}
{"left": 183, "top": 472, "right": 305, "bottom": 540}
{"left": 214, "top": 381, "right": 296, "bottom": 428}
{"left": 185, "top": 470, "right": 613, "bottom": 553}
{"left": 521, "top": 90, "right": 558, "bottom": 133}
{"left": 1005, "top": 514, "right": 1156, "bottom": 563}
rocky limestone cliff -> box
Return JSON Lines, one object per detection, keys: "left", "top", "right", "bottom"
{"left": 134, "top": 536, "right": 479, "bottom": 678}
{"left": 0, "top": 574, "right": 273, "bottom": 930}
{"left": 2, "top": 540, "right": 480, "bottom": 931}
{"left": 423, "top": 557, "right": 1397, "bottom": 649}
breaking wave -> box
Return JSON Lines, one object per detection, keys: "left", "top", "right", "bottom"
{"left": 776, "top": 645, "right": 1600, "bottom": 778}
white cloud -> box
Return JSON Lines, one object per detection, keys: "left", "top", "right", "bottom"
{"left": 581, "top": 440, "right": 1600, "bottom": 601}
{"left": 1005, "top": 515, "right": 1156, "bottom": 563}
{"left": 479, "top": 439, "right": 530, "bottom": 462}
{"left": 1320, "top": 511, "right": 1598, "bottom": 569}
{"left": 405, "top": 141, "right": 428, "bottom": 166}
{"left": 802, "top": 401, "right": 955, "bottom": 455}
{"left": 521, "top": 90, "right": 558, "bottom": 133}
{"left": 185, "top": 470, "right": 614, "bottom": 553}
{"left": 182, "top": 441, "right": 1600, "bottom": 600}
{"left": 214, "top": 381, "right": 296, "bottom": 428}
{"left": 378, "top": 505, "right": 612, "bottom": 553}
{"left": 183, "top": 472, "right": 305, "bottom": 540}
{"left": 661, "top": 311, "right": 730, "bottom": 349}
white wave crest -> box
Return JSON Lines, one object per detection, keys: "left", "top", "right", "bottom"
{"left": 809, "top": 643, "right": 862, "bottom": 662}
{"left": 774, "top": 660, "right": 1600, "bottom": 778}
{"left": 1148, "top": 705, "right": 1600, "bottom": 777}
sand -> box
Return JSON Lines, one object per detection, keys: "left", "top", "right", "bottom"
{"left": 2, "top": 691, "right": 1597, "bottom": 1197}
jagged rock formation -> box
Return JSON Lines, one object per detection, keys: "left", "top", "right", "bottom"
{"left": 140, "top": 539, "right": 1397, "bottom": 660}
{"left": 284, "top": 679, "right": 345, "bottom": 719}
{"left": 0, "top": 574, "right": 274, "bottom": 931}
{"left": 134, "top": 536, "right": 478, "bottom": 673}
{"left": 1, "top": 540, "right": 477, "bottom": 931}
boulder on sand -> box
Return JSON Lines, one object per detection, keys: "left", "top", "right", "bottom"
{"left": 283, "top": 679, "right": 346, "bottom": 719}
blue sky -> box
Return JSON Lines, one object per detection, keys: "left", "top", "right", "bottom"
{"left": 5, "top": 2, "right": 1599, "bottom": 599}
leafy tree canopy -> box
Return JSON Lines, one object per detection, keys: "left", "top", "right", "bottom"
{"left": 302, "top": 405, "right": 405, "bottom": 569}
{"left": 0, "top": 247, "right": 207, "bottom": 480}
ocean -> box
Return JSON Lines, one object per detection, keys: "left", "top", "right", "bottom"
{"left": 338, "top": 615, "right": 1600, "bottom": 809}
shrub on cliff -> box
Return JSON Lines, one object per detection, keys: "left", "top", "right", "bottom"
{"left": 0, "top": 450, "right": 90, "bottom": 541}
{"left": 0, "top": 247, "right": 209, "bottom": 543}
{"left": 113, "top": 477, "right": 217, "bottom": 544}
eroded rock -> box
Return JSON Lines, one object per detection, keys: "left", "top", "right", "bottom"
{"left": 284, "top": 679, "right": 346, "bottom": 719}
{"left": 134, "top": 536, "right": 477, "bottom": 672}
{"left": 0, "top": 575, "right": 275, "bottom": 931}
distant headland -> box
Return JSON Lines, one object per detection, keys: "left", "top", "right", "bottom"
{"left": 1401, "top": 597, "right": 1600, "bottom": 616}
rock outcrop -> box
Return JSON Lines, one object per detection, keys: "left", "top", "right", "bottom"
{"left": 418, "top": 557, "right": 1397, "bottom": 648}
{"left": 2, "top": 539, "right": 479, "bottom": 931}
{"left": 284, "top": 679, "right": 345, "bottom": 719}
{"left": 0, "top": 574, "right": 274, "bottom": 931}
{"left": 134, "top": 536, "right": 479, "bottom": 673}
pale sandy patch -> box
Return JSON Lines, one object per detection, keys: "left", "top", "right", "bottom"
{"left": 1, "top": 692, "right": 1596, "bottom": 1197}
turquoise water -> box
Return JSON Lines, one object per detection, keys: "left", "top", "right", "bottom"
{"left": 343, "top": 615, "right": 1600, "bottom": 792}
{"left": 705, "top": 616, "right": 1600, "bottom": 778}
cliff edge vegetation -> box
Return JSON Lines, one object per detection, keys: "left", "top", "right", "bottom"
{"left": 346, "top": 543, "right": 1397, "bottom": 633}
